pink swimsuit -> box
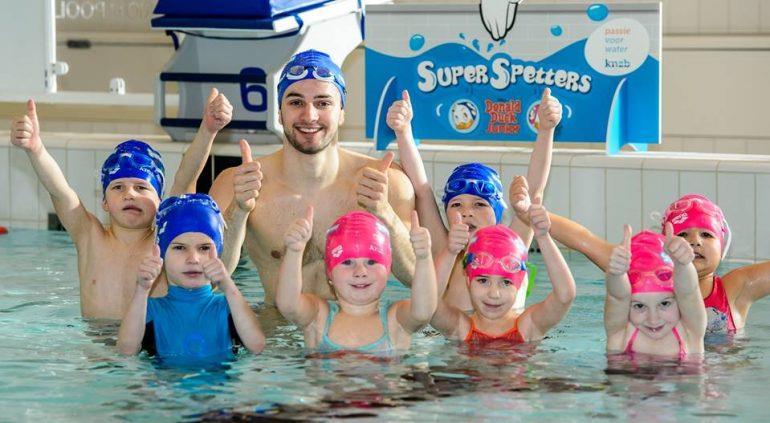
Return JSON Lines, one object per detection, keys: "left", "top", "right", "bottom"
{"left": 703, "top": 275, "right": 736, "bottom": 333}
{"left": 624, "top": 326, "right": 687, "bottom": 360}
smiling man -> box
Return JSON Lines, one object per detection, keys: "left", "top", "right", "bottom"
{"left": 210, "top": 50, "right": 416, "bottom": 304}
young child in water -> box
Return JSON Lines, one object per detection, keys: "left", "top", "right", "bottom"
{"left": 387, "top": 88, "right": 562, "bottom": 313}
{"left": 9, "top": 89, "right": 233, "bottom": 319}
{"left": 276, "top": 209, "right": 436, "bottom": 354}
{"left": 429, "top": 197, "right": 575, "bottom": 344}
{"left": 605, "top": 225, "right": 706, "bottom": 358}
{"left": 117, "top": 194, "right": 264, "bottom": 361}
{"left": 526, "top": 193, "right": 769, "bottom": 334}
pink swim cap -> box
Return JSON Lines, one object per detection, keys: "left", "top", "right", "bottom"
{"left": 463, "top": 225, "right": 528, "bottom": 287}
{"left": 662, "top": 194, "right": 728, "bottom": 249}
{"left": 325, "top": 211, "right": 392, "bottom": 279}
{"left": 629, "top": 231, "right": 675, "bottom": 294}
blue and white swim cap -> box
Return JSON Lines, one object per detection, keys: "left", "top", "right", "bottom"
{"left": 277, "top": 49, "right": 346, "bottom": 108}
{"left": 441, "top": 163, "right": 508, "bottom": 223}
{"left": 156, "top": 193, "right": 224, "bottom": 259}
{"left": 101, "top": 140, "right": 165, "bottom": 197}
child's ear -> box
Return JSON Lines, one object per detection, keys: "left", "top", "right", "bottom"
{"left": 339, "top": 109, "right": 345, "bottom": 126}
{"left": 101, "top": 197, "right": 109, "bottom": 213}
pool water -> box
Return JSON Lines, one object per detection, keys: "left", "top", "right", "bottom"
{"left": 1, "top": 229, "right": 769, "bottom": 421}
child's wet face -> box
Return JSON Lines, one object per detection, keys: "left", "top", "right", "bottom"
{"left": 102, "top": 178, "right": 160, "bottom": 229}
{"left": 629, "top": 292, "right": 680, "bottom": 340}
{"left": 676, "top": 227, "right": 721, "bottom": 276}
{"left": 468, "top": 274, "right": 517, "bottom": 319}
{"left": 446, "top": 194, "right": 496, "bottom": 234}
{"left": 330, "top": 258, "right": 388, "bottom": 305}
{"left": 164, "top": 232, "right": 217, "bottom": 288}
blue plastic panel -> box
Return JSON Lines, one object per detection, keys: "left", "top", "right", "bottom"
{"left": 153, "top": 0, "right": 331, "bottom": 18}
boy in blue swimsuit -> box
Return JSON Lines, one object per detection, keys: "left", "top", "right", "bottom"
{"left": 117, "top": 194, "right": 264, "bottom": 362}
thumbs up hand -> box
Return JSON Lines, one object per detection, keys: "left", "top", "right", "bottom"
{"left": 447, "top": 212, "right": 470, "bottom": 255}
{"left": 137, "top": 244, "right": 163, "bottom": 290}
{"left": 608, "top": 224, "right": 633, "bottom": 276}
{"left": 386, "top": 90, "right": 414, "bottom": 137}
{"left": 285, "top": 206, "right": 314, "bottom": 252}
{"left": 509, "top": 175, "right": 531, "bottom": 217}
{"left": 537, "top": 88, "right": 562, "bottom": 131}
{"left": 664, "top": 222, "right": 695, "bottom": 265}
{"left": 233, "top": 139, "right": 262, "bottom": 213}
{"left": 356, "top": 152, "right": 394, "bottom": 218}
{"left": 409, "top": 211, "right": 432, "bottom": 260}
{"left": 202, "top": 87, "right": 233, "bottom": 134}
{"left": 10, "top": 99, "right": 43, "bottom": 154}
{"left": 528, "top": 196, "right": 550, "bottom": 238}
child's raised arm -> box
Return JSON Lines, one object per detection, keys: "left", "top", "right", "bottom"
{"left": 664, "top": 223, "right": 707, "bottom": 342}
{"left": 519, "top": 199, "right": 576, "bottom": 341}
{"left": 604, "top": 225, "right": 633, "bottom": 351}
{"left": 10, "top": 100, "right": 98, "bottom": 243}
{"left": 220, "top": 140, "right": 262, "bottom": 273}
{"left": 117, "top": 245, "right": 163, "bottom": 355}
{"left": 510, "top": 89, "right": 561, "bottom": 248}
{"left": 395, "top": 211, "right": 438, "bottom": 333}
{"left": 203, "top": 257, "right": 265, "bottom": 354}
{"left": 276, "top": 206, "right": 323, "bottom": 328}
{"left": 389, "top": 90, "right": 448, "bottom": 254}
{"left": 168, "top": 88, "right": 233, "bottom": 196}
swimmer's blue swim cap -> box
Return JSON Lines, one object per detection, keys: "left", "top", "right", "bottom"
{"left": 277, "top": 49, "right": 346, "bottom": 108}
{"left": 156, "top": 193, "right": 224, "bottom": 259}
{"left": 101, "top": 140, "right": 165, "bottom": 197}
{"left": 441, "top": 163, "right": 507, "bottom": 223}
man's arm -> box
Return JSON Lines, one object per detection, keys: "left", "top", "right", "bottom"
{"left": 168, "top": 88, "right": 232, "bottom": 196}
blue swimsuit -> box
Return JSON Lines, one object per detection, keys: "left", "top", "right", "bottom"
{"left": 317, "top": 300, "right": 393, "bottom": 354}
{"left": 142, "top": 285, "right": 240, "bottom": 362}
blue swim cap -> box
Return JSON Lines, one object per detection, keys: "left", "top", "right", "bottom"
{"left": 156, "top": 193, "right": 224, "bottom": 259}
{"left": 101, "top": 140, "right": 165, "bottom": 197}
{"left": 277, "top": 49, "right": 346, "bottom": 108}
{"left": 441, "top": 163, "right": 507, "bottom": 223}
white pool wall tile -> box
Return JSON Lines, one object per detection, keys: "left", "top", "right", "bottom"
{"left": 718, "top": 173, "right": 756, "bottom": 259}
{"left": 5, "top": 132, "right": 770, "bottom": 261}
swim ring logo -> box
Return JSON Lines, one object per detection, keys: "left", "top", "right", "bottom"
{"left": 449, "top": 99, "right": 479, "bottom": 134}
{"left": 526, "top": 101, "right": 541, "bottom": 133}
{"left": 331, "top": 245, "right": 343, "bottom": 258}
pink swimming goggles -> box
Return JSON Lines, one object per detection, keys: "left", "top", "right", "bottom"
{"left": 629, "top": 231, "right": 675, "bottom": 294}
{"left": 463, "top": 225, "right": 528, "bottom": 287}
{"left": 325, "top": 211, "right": 392, "bottom": 279}
{"left": 662, "top": 194, "right": 730, "bottom": 258}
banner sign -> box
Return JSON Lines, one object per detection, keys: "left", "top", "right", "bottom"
{"left": 365, "top": 3, "right": 661, "bottom": 153}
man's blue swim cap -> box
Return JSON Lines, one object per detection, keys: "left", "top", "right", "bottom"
{"left": 441, "top": 163, "right": 508, "bottom": 224}
{"left": 277, "top": 49, "right": 346, "bottom": 108}
{"left": 101, "top": 140, "right": 165, "bottom": 197}
{"left": 156, "top": 193, "right": 224, "bottom": 259}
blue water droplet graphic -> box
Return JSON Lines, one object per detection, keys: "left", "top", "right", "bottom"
{"left": 587, "top": 4, "right": 609, "bottom": 22}
{"left": 486, "top": 42, "right": 494, "bottom": 52}
{"left": 409, "top": 34, "right": 425, "bottom": 51}
{"left": 550, "top": 25, "right": 563, "bottom": 36}
{"left": 472, "top": 39, "right": 480, "bottom": 51}
{"left": 459, "top": 33, "right": 466, "bottom": 40}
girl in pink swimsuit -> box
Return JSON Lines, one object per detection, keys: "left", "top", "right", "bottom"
{"left": 605, "top": 225, "right": 707, "bottom": 359}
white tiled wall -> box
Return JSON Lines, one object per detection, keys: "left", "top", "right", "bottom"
{"left": 3, "top": 133, "right": 770, "bottom": 261}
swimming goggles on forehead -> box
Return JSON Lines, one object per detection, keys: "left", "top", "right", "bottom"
{"left": 666, "top": 197, "right": 723, "bottom": 219}
{"left": 103, "top": 151, "right": 161, "bottom": 171}
{"left": 445, "top": 178, "right": 500, "bottom": 197}
{"left": 284, "top": 65, "right": 346, "bottom": 88}
{"left": 466, "top": 252, "right": 527, "bottom": 274}
{"left": 628, "top": 268, "right": 673, "bottom": 285}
